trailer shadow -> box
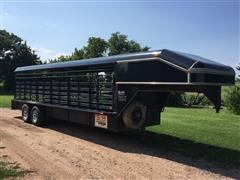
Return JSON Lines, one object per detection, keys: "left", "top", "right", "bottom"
{"left": 46, "top": 120, "right": 240, "bottom": 179}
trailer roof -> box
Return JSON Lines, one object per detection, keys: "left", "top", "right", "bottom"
{"left": 15, "top": 49, "right": 234, "bottom": 74}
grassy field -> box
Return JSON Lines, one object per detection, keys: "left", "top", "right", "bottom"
{"left": 0, "top": 93, "right": 13, "bottom": 108}
{"left": 146, "top": 107, "right": 240, "bottom": 166}
{"left": 148, "top": 107, "right": 240, "bottom": 151}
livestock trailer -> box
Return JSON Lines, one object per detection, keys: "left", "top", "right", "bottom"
{"left": 12, "top": 49, "right": 235, "bottom": 131}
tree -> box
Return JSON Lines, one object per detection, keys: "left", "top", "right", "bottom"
{"left": 108, "top": 32, "right": 149, "bottom": 55}
{"left": 0, "top": 30, "right": 40, "bottom": 91}
{"left": 108, "top": 32, "right": 129, "bottom": 55}
{"left": 49, "top": 55, "right": 71, "bottom": 63}
{"left": 83, "top": 37, "right": 107, "bottom": 59}
{"left": 224, "top": 84, "right": 240, "bottom": 115}
{"left": 51, "top": 32, "right": 149, "bottom": 63}
{"left": 71, "top": 48, "right": 84, "bottom": 60}
{"left": 127, "top": 40, "right": 149, "bottom": 53}
{"left": 50, "top": 37, "right": 107, "bottom": 63}
{"left": 49, "top": 48, "right": 84, "bottom": 63}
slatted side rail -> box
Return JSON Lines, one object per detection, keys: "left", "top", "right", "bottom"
{"left": 15, "top": 70, "right": 115, "bottom": 112}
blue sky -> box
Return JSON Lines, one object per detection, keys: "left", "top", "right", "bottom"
{"left": 1, "top": 0, "right": 239, "bottom": 73}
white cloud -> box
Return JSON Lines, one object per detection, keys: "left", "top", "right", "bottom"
{"left": 33, "top": 47, "right": 67, "bottom": 62}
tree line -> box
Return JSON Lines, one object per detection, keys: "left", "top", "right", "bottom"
{"left": 49, "top": 32, "right": 149, "bottom": 63}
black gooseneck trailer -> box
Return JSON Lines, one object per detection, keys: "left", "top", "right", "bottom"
{"left": 11, "top": 49, "right": 235, "bottom": 131}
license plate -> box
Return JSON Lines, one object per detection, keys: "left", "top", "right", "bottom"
{"left": 95, "top": 114, "right": 108, "bottom": 129}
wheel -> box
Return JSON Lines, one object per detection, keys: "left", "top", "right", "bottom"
{"left": 21, "top": 104, "right": 30, "bottom": 123}
{"left": 123, "top": 101, "right": 146, "bottom": 129}
{"left": 31, "top": 106, "right": 44, "bottom": 126}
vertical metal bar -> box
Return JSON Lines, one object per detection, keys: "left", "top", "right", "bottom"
{"left": 89, "top": 72, "right": 92, "bottom": 109}
{"left": 50, "top": 78, "right": 52, "bottom": 104}
{"left": 24, "top": 80, "right": 26, "bottom": 100}
{"left": 78, "top": 76, "right": 80, "bottom": 107}
{"left": 111, "top": 72, "right": 114, "bottom": 111}
{"left": 87, "top": 73, "right": 89, "bottom": 108}
{"left": 187, "top": 72, "right": 191, "bottom": 84}
{"left": 29, "top": 79, "right": 32, "bottom": 101}
{"left": 14, "top": 78, "right": 16, "bottom": 99}
{"left": 42, "top": 80, "right": 45, "bottom": 103}
{"left": 68, "top": 77, "right": 70, "bottom": 106}
{"left": 58, "top": 79, "right": 60, "bottom": 104}
{"left": 96, "top": 72, "right": 99, "bottom": 109}
{"left": 36, "top": 79, "right": 38, "bottom": 102}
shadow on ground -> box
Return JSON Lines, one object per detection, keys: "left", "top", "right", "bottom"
{"left": 20, "top": 118, "right": 240, "bottom": 179}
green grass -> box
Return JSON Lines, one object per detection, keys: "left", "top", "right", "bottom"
{"left": 146, "top": 107, "right": 240, "bottom": 167}
{"left": 0, "top": 161, "right": 23, "bottom": 179}
{"left": 0, "top": 93, "right": 13, "bottom": 108}
{"left": 148, "top": 107, "right": 240, "bottom": 151}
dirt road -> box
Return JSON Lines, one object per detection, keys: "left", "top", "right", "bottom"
{"left": 0, "top": 108, "right": 238, "bottom": 179}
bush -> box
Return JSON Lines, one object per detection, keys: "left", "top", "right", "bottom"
{"left": 166, "top": 92, "right": 212, "bottom": 107}
{"left": 224, "top": 84, "right": 240, "bottom": 115}
{"left": 181, "top": 93, "right": 211, "bottom": 107}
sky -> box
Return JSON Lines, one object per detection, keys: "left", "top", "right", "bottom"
{"left": 0, "top": 0, "right": 239, "bottom": 73}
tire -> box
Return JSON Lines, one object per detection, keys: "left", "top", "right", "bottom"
{"left": 31, "top": 106, "right": 44, "bottom": 126}
{"left": 123, "top": 101, "right": 146, "bottom": 129}
{"left": 22, "top": 104, "right": 30, "bottom": 123}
